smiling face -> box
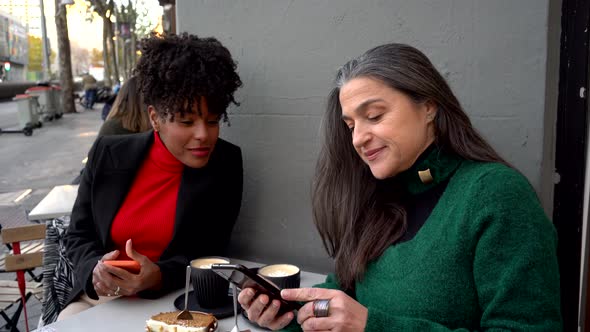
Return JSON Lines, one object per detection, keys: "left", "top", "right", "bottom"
{"left": 149, "top": 97, "right": 220, "bottom": 169}
{"left": 339, "top": 77, "right": 437, "bottom": 179}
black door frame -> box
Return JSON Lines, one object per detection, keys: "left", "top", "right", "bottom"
{"left": 553, "top": 0, "right": 590, "bottom": 330}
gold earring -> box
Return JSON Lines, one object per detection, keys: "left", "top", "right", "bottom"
{"left": 418, "top": 169, "right": 433, "bottom": 184}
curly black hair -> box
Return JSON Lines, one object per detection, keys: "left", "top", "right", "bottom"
{"left": 134, "top": 32, "right": 242, "bottom": 122}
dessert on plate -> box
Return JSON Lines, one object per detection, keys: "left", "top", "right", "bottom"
{"left": 146, "top": 311, "right": 217, "bottom": 332}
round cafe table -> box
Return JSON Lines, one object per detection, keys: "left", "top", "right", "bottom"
{"left": 35, "top": 259, "right": 327, "bottom": 332}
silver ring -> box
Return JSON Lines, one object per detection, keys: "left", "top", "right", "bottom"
{"left": 114, "top": 286, "right": 120, "bottom": 296}
{"left": 313, "top": 299, "right": 330, "bottom": 317}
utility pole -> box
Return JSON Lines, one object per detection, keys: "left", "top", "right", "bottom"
{"left": 39, "top": 0, "right": 51, "bottom": 81}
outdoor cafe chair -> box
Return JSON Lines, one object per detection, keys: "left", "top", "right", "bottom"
{"left": 0, "top": 224, "right": 46, "bottom": 332}
{"left": 0, "top": 206, "right": 44, "bottom": 282}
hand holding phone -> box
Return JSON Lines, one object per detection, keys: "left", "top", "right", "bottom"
{"left": 103, "top": 260, "right": 141, "bottom": 274}
{"left": 211, "top": 263, "right": 302, "bottom": 313}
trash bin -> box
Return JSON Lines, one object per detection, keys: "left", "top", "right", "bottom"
{"left": 29, "top": 95, "right": 41, "bottom": 121}
{"left": 51, "top": 84, "right": 63, "bottom": 118}
{"left": 25, "top": 86, "right": 58, "bottom": 121}
{"left": 11, "top": 94, "right": 41, "bottom": 136}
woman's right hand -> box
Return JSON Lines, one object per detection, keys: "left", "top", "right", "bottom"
{"left": 92, "top": 250, "right": 120, "bottom": 296}
{"left": 238, "top": 287, "right": 295, "bottom": 330}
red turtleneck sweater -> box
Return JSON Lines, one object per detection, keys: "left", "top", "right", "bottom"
{"left": 110, "top": 132, "right": 183, "bottom": 262}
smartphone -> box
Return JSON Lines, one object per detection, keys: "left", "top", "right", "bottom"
{"left": 211, "top": 263, "right": 302, "bottom": 313}
{"left": 103, "top": 260, "right": 141, "bottom": 274}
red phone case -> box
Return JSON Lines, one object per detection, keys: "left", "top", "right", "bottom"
{"left": 103, "top": 260, "right": 141, "bottom": 273}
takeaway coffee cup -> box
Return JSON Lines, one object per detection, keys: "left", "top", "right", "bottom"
{"left": 258, "top": 264, "right": 301, "bottom": 289}
{"left": 190, "top": 257, "right": 230, "bottom": 308}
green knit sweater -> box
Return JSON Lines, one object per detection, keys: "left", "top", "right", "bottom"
{"left": 286, "top": 150, "right": 562, "bottom": 331}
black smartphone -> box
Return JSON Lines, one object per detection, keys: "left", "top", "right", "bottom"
{"left": 211, "top": 263, "right": 302, "bottom": 313}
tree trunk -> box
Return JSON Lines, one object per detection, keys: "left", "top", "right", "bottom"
{"left": 102, "top": 22, "right": 111, "bottom": 87}
{"left": 105, "top": 20, "right": 119, "bottom": 84}
{"left": 131, "top": 32, "right": 136, "bottom": 69}
{"left": 54, "top": 0, "right": 75, "bottom": 114}
{"left": 123, "top": 41, "right": 128, "bottom": 79}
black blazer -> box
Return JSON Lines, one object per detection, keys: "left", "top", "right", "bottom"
{"left": 65, "top": 130, "right": 243, "bottom": 303}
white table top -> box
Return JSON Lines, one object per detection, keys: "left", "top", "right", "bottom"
{"left": 35, "top": 259, "right": 327, "bottom": 332}
{"left": 28, "top": 185, "right": 79, "bottom": 221}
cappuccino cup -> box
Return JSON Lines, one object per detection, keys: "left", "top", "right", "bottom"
{"left": 190, "top": 257, "right": 230, "bottom": 308}
{"left": 258, "top": 264, "right": 301, "bottom": 289}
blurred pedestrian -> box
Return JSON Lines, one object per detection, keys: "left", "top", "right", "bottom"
{"left": 82, "top": 73, "right": 98, "bottom": 109}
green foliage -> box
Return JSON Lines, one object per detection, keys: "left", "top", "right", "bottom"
{"left": 114, "top": 0, "right": 160, "bottom": 39}
{"left": 29, "top": 34, "right": 56, "bottom": 77}
{"left": 87, "top": 0, "right": 160, "bottom": 82}
{"left": 27, "top": 35, "right": 43, "bottom": 72}
{"left": 134, "top": 0, "right": 159, "bottom": 38}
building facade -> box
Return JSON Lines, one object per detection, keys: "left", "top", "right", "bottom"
{"left": 0, "top": 0, "right": 42, "bottom": 37}
{"left": 0, "top": 10, "right": 28, "bottom": 81}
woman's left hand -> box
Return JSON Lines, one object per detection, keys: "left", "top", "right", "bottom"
{"left": 281, "top": 288, "right": 368, "bottom": 332}
{"left": 101, "top": 239, "right": 162, "bottom": 296}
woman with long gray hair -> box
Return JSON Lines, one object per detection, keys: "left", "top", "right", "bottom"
{"left": 239, "top": 44, "right": 562, "bottom": 331}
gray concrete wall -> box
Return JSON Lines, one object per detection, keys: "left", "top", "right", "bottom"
{"left": 177, "top": 0, "right": 554, "bottom": 273}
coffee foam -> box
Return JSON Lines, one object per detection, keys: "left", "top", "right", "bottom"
{"left": 259, "top": 264, "right": 299, "bottom": 277}
{"left": 191, "top": 258, "right": 229, "bottom": 269}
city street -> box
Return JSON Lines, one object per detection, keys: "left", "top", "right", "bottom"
{"left": 0, "top": 100, "right": 101, "bottom": 209}
{"left": 0, "top": 0, "right": 166, "bottom": 329}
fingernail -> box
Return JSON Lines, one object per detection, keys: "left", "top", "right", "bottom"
{"left": 272, "top": 300, "right": 280, "bottom": 308}
{"left": 281, "top": 289, "right": 290, "bottom": 297}
{"left": 260, "top": 296, "right": 268, "bottom": 305}
{"left": 247, "top": 289, "right": 255, "bottom": 297}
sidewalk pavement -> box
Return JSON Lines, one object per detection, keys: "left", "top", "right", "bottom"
{"left": 0, "top": 100, "right": 104, "bottom": 331}
{"left": 0, "top": 101, "right": 103, "bottom": 209}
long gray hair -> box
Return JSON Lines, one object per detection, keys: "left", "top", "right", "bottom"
{"left": 312, "top": 43, "right": 507, "bottom": 291}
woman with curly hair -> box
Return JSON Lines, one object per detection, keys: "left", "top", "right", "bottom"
{"left": 59, "top": 33, "right": 243, "bottom": 319}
